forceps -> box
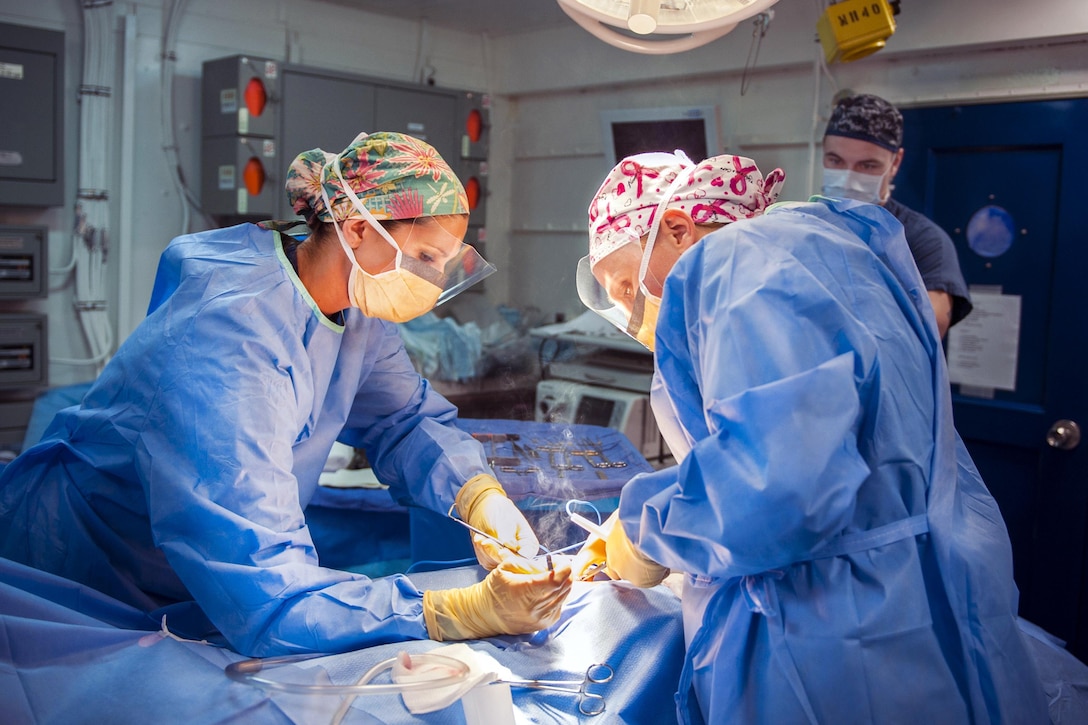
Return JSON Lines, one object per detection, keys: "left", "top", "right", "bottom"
{"left": 446, "top": 500, "right": 530, "bottom": 555}
{"left": 494, "top": 663, "right": 614, "bottom": 716}
{"left": 444, "top": 505, "right": 584, "bottom": 563}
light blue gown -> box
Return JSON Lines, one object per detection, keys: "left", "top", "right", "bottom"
{"left": 0, "top": 223, "right": 491, "bottom": 657}
{"left": 622, "top": 198, "right": 1048, "bottom": 723}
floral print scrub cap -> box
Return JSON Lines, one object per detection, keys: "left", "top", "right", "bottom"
{"left": 285, "top": 131, "right": 469, "bottom": 222}
{"left": 587, "top": 151, "right": 786, "bottom": 269}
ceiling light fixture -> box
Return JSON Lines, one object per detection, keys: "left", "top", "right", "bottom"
{"left": 557, "top": 0, "right": 781, "bottom": 54}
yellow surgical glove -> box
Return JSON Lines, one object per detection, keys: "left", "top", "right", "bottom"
{"left": 456, "top": 474, "right": 541, "bottom": 570}
{"left": 423, "top": 558, "right": 573, "bottom": 641}
{"left": 572, "top": 511, "right": 670, "bottom": 588}
{"left": 571, "top": 519, "right": 609, "bottom": 581}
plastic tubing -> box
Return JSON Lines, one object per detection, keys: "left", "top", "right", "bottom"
{"left": 224, "top": 651, "right": 470, "bottom": 696}
{"left": 569, "top": 512, "right": 608, "bottom": 540}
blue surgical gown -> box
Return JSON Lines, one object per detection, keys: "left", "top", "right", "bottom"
{"left": 622, "top": 198, "right": 1048, "bottom": 723}
{"left": 0, "top": 223, "right": 491, "bottom": 657}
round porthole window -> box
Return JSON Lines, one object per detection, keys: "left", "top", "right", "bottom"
{"left": 966, "top": 205, "right": 1015, "bottom": 258}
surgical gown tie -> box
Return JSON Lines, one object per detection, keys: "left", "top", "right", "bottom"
{"left": 676, "top": 514, "right": 931, "bottom": 724}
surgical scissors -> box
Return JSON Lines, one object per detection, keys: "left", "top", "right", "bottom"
{"left": 493, "top": 663, "right": 614, "bottom": 716}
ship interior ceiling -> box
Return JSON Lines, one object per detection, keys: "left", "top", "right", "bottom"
{"left": 1, "top": 0, "right": 1088, "bottom": 722}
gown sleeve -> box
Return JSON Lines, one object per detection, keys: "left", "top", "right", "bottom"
{"left": 139, "top": 292, "right": 433, "bottom": 657}
{"left": 620, "top": 233, "right": 878, "bottom": 578}
{"left": 336, "top": 319, "right": 492, "bottom": 515}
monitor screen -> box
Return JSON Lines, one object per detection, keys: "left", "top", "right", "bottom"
{"left": 575, "top": 396, "right": 616, "bottom": 427}
{"left": 600, "top": 106, "right": 719, "bottom": 168}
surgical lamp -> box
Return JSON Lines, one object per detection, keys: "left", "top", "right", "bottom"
{"left": 557, "top": 0, "right": 782, "bottom": 54}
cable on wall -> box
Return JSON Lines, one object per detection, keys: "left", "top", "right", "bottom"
{"left": 53, "top": 0, "right": 116, "bottom": 373}
{"left": 160, "top": 0, "right": 212, "bottom": 235}
{"left": 740, "top": 11, "right": 774, "bottom": 96}
{"left": 807, "top": 0, "right": 840, "bottom": 197}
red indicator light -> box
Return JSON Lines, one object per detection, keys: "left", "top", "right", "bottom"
{"left": 465, "top": 109, "right": 484, "bottom": 143}
{"left": 245, "top": 77, "right": 267, "bottom": 117}
{"left": 465, "top": 176, "right": 481, "bottom": 210}
{"left": 243, "top": 157, "right": 266, "bottom": 196}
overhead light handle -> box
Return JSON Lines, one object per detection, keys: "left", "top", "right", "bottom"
{"left": 628, "top": 0, "right": 660, "bottom": 35}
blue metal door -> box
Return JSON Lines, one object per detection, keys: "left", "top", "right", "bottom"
{"left": 897, "top": 98, "right": 1088, "bottom": 661}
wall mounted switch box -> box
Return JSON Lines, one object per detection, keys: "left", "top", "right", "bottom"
{"left": 201, "top": 55, "right": 279, "bottom": 140}
{"left": 0, "top": 225, "right": 48, "bottom": 299}
{"left": 0, "top": 312, "right": 47, "bottom": 388}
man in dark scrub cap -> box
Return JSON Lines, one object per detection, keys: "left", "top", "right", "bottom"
{"left": 821, "top": 93, "right": 972, "bottom": 338}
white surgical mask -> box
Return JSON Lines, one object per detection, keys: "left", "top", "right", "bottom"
{"left": 821, "top": 168, "right": 886, "bottom": 204}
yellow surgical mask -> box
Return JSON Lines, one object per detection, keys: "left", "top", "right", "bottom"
{"left": 628, "top": 292, "right": 662, "bottom": 352}
{"left": 623, "top": 166, "right": 688, "bottom": 353}
{"left": 321, "top": 167, "right": 446, "bottom": 323}
{"left": 348, "top": 264, "right": 442, "bottom": 323}
{"left": 318, "top": 149, "right": 495, "bottom": 323}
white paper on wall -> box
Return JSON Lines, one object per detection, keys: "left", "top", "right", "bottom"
{"left": 946, "top": 291, "right": 1022, "bottom": 392}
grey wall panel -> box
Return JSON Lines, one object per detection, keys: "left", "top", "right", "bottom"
{"left": 278, "top": 69, "right": 378, "bottom": 219}
{"left": 0, "top": 22, "right": 63, "bottom": 207}
{"left": 373, "top": 86, "right": 458, "bottom": 166}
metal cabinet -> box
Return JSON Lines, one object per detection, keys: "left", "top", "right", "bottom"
{"left": 0, "top": 22, "right": 64, "bottom": 207}
{"left": 202, "top": 56, "right": 490, "bottom": 233}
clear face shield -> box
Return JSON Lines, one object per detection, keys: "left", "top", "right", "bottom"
{"left": 323, "top": 162, "right": 496, "bottom": 321}
{"left": 578, "top": 183, "right": 684, "bottom": 351}
{"left": 576, "top": 228, "right": 662, "bottom": 351}
{"left": 361, "top": 217, "right": 497, "bottom": 308}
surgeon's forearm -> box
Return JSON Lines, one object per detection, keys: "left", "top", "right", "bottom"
{"left": 928, "top": 290, "right": 952, "bottom": 339}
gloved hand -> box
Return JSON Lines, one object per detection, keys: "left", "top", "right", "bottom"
{"left": 456, "top": 474, "right": 541, "bottom": 570}
{"left": 423, "top": 558, "right": 573, "bottom": 641}
{"left": 572, "top": 511, "right": 670, "bottom": 588}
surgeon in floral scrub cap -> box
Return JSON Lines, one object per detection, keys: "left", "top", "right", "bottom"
{"left": 0, "top": 131, "right": 573, "bottom": 658}
{"left": 573, "top": 150, "right": 1047, "bottom": 724}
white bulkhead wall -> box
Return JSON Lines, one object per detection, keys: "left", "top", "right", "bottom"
{"left": 0, "top": 0, "right": 1085, "bottom": 366}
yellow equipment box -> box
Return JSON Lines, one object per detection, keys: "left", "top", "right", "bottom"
{"left": 817, "top": 0, "right": 897, "bottom": 63}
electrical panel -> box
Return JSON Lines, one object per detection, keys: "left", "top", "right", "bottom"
{"left": 455, "top": 92, "right": 491, "bottom": 231}
{"left": 278, "top": 68, "right": 378, "bottom": 221}
{"left": 201, "top": 58, "right": 491, "bottom": 236}
{"left": 0, "top": 22, "right": 64, "bottom": 207}
{"left": 200, "top": 55, "right": 280, "bottom": 219}
{"left": 200, "top": 135, "right": 279, "bottom": 218}
{"left": 0, "top": 312, "right": 47, "bottom": 388}
{"left": 0, "top": 397, "right": 34, "bottom": 452}
{"left": 201, "top": 56, "right": 280, "bottom": 140}
{"left": 373, "top": 86, "right": 459, "bottom": 153}
{"left": 0, "top": 225, "right": 48, "bottom": 298}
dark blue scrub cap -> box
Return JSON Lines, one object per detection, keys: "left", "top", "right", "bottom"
{"left": 825, "top": 93, "right": 903, "bottom": 152}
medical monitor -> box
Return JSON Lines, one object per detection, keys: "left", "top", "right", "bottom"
{"left": 600, "top": 106, "right": 720, "bottom": 168}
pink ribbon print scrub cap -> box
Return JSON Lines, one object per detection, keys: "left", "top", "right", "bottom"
{"left": 586, "top": 151, "right": 786, "bottom": 270}
{"left": 578, "top": 150, "right": 785, "bottom": 327}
